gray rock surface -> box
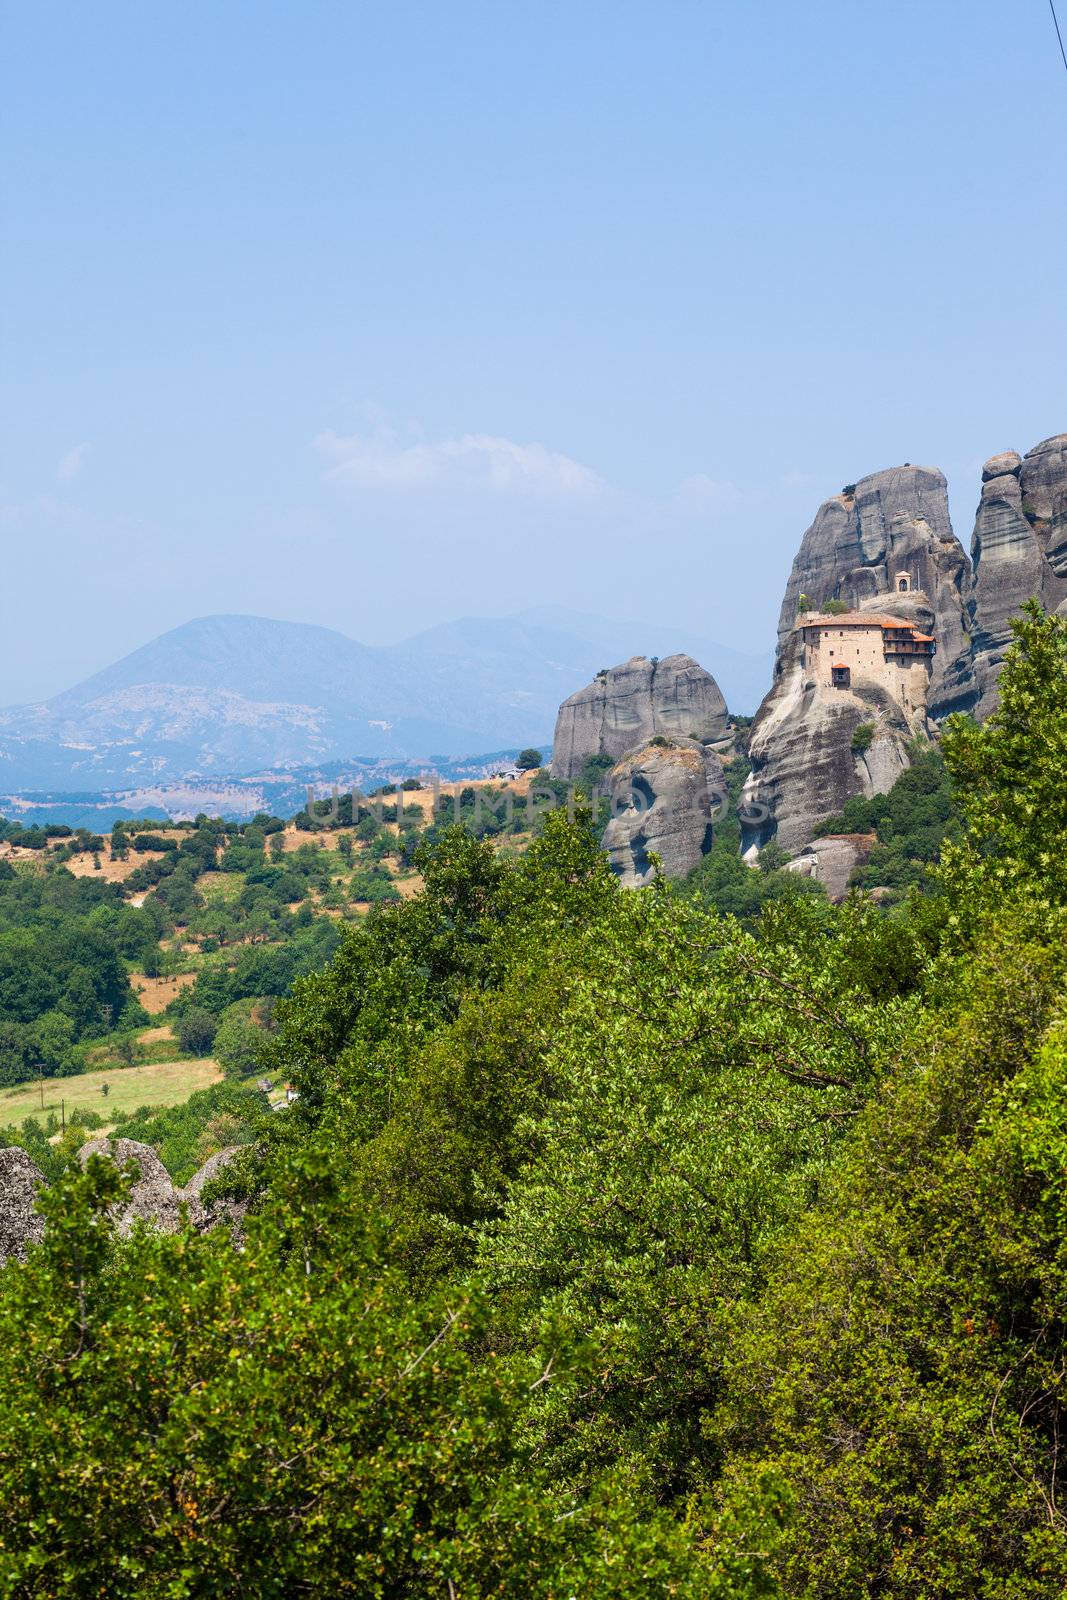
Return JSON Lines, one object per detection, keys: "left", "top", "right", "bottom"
{"left": 785, "top": 834, "right": 875, "bottom": 903}
{"left": 0, "top": 1148, "right": 47, "bottom": 1265}
{"left": 602, "top": 737, "right": 725, "bottom": 886}
{"left": 78, "top": 1137, "right": 194, "bottom": 1234}
{"left": 742, "top": 631, "right": 917, "bottom": 856}
{"left": 970, "top": 434, "right": 1067, "bottom": 716}
{"left": 640, "top": 439, "right": 1067, "bottom": 861}
{"left": 0, "top": 1140, "right": 248, "bottom": 1268}
{"left": 744, "top": 462, "right": 967, "bottom": 855}
{"left": 550, "top": 654, "right": 729, "bottom": 780}
{"left": 983, "top": 450, "right": 1023, "bottom": 482}
{"left": 181, "top": 1146, "right": 247, "bottom": 1234}
{"left": 181, "top": 1145, "right": 239, "bottom": 1199}
{"left": 774, "top": 465, "right": 975, "bottom": 719}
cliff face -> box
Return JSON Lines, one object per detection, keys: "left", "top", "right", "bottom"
{"left": 747, "top": 437, "right": 1066, "bottom": 857}
{"left": 970, "top": 434, "right": 1067, "bottom": 716}
{"left": 0, "top": 1149, "right": 46, "bottom": 1265}
{"left": 745, "top": 465, "right": 973, "bottom": 855}
{"left": 743, "top": 632, "right": 916, "bottom": 856}
{"left": 550, "top": 654, "right": 728, "bottom": 780}
{"left": 549, "top": 435, "right": 1064, "bottom": 878}
{"left": 602, "top": 737, "right": 725, "bottom": 887}
{"left": 774, "top": 465, "right": 975, "bottom": 719}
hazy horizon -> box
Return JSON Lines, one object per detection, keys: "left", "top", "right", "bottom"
{"left": 3, "top": 1, "right": 1065, "bottom": 702}
{"left": 0, "top": 600, "right": 774, "bottom": 713}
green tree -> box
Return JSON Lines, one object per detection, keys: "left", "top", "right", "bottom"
{"left": 29, "top": 1011, "right": 78, "bottom": 1076}
{"left": 0, "top": 1157, "right": 725, "bottom": 1597}
{"left": 711, "top": 908, "right": 1067, "bottom": 1599}
{"left": 213, "top": 1010, "right": 268, "bottom": 1078}
{"left": 941, "top": 602, "right": 1067, "bottom": 907}
{"left": 516, "top": 747, "right": 543, "bottom": 771}
{"left": 476, "top": 888, "right": 915, "bottom": 1497}
{"left": 705, "top": 610, "right": 1067, "bottom": 1597}
{"left": 177, "top": 1007, "right": 218, "bottom": 1058}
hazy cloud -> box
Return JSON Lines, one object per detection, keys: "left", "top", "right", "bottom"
{"left": 671, "top": 473, "right": 749, "bottom": 518}
{"left": 57, "top": 442, "right": 89, "bottom": 481}
{"left": 315, "top": 424, "right": 605, "bottom": 499}
{"left": 782, "top": 469, "right": 820, "bottom": 490}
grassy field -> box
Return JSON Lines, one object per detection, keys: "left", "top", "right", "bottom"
{"left": 197, "top": 871, "right": 246, "bottom": 904}
{"left": 0, "top": 1059, "right": 222, "bottom": 1127}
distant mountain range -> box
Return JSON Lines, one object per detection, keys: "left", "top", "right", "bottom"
{"left": 0, "top": 607, "right": 771, "bottom": 796}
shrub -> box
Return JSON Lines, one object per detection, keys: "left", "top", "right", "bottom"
{"left": 177, "top": 1007, "right": 219, "bottom": 1058}
{"left": 131, "top": 833, "right": 175, "bottom": 853}
{"left": 851, "top": 722, "right": 875, "bottom": 754}
{"left": 214, "top": 1011, "right": 269, "bottom": 1078}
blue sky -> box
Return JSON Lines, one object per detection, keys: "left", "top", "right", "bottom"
{"left": 2, "top": 0, "right": 1065, "bottom": 702}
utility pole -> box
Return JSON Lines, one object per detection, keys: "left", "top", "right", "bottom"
{"left": 37, "top": 1061, "right": 45, "bottom": 1112}
{"left": 61, "top": 1098, "right": 65, "bottom": 1133}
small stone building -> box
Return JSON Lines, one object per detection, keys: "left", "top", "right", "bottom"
{"left": 798, "top": 611, "right": 936, "bottom": 718}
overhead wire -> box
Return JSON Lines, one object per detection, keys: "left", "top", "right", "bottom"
{"left": 1050, "top": 0, "right": 1067, "bottom": 76}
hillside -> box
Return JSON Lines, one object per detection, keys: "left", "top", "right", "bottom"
{"left": 0, "top": 609, "right": 770, "bottom": 794}
{"left": 2, "top": 608, "right": 1066, "bottom": 1595}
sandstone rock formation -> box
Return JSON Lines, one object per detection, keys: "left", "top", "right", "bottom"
{"left": 183, "top": 1145, "right": 239, "bottom": 1199}
{"left": 0, "top": 1141, "right": 244, "bottom": 1266}
{"left": 0, "top": 1148, "right": 46, "bottom": 1265}
{"left": 743, "top": 647, "right": 916, "bottom": 856}
{"left": 969, "top": 434, "right": 1067, "bottom": 716}
{"left": 784, "top": 834, "right": 875, "bottom": 903}
{"left": 602, "top": 737, "right": 726, "bottom": 887}
{"left": 743, "top": 464, "right": 980, "bottom": 855}
{"left": 773, "top": 465, "right": 975, "bottom": 720}
{"left": 550, "top": 654, "right": 729, "bottom": 780}
{"left": 551, "top": 440, "right": 1066, "bottom": 872}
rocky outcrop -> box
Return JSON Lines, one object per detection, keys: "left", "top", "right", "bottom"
{"left": 550, "top": 655, "right": 729, "bottom": 780}
{"left": 773, "top": 465, "right": 975, "bottom": 720}
{"left": 77, "top": 1137, "right": 193, "bottom": 1234}
{"left": 785, "top": 834, "right": 875, "bottom": 903}
{"left": 743, "top": 634, "right": 916, "bottom": 856}
{"left": 0, "top": 1148, "right": 46, "bottom": 1265}
{"left": 970, "top": 435, "right": 1067, "bottom": 717}
{"left": 552, "top": 440, "right": 1066, "bottom": 869}
{"left": 182, "top": 1145, "right": 239, "bottom": 1199}
{"left": 602, "top": 738, "right": 725, "bottom": 887}
{"left": 0, "top": 1141, "right": 244, "bottom": 1266}
{"left": 743, "top": 464, "right": 977, "bottom": 855}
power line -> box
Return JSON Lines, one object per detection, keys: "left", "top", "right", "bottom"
{"left": 1051, "top": 0, "right": 1067, "bottom": 76}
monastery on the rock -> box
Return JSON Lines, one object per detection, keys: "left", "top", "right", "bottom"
{"left": 797, "top": 601, "right": 936, "bottom": 719}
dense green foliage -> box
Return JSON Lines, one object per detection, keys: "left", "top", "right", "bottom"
{"left": 1, "top": 608, "right": 1066, "bottom": 1593}
{"left": 0, "top": 867, "right": 149, "bottom": 1082}
{"left": 813, "top": 743, "right": 961, "bottom": 894}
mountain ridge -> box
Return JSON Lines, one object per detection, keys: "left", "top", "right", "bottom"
{"left": 0, "top": 609, "right": 770, "bottom": 793}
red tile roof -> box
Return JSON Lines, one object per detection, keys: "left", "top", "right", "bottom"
{"left": 799, "top": 612, "right": 933, "bottom": 636}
